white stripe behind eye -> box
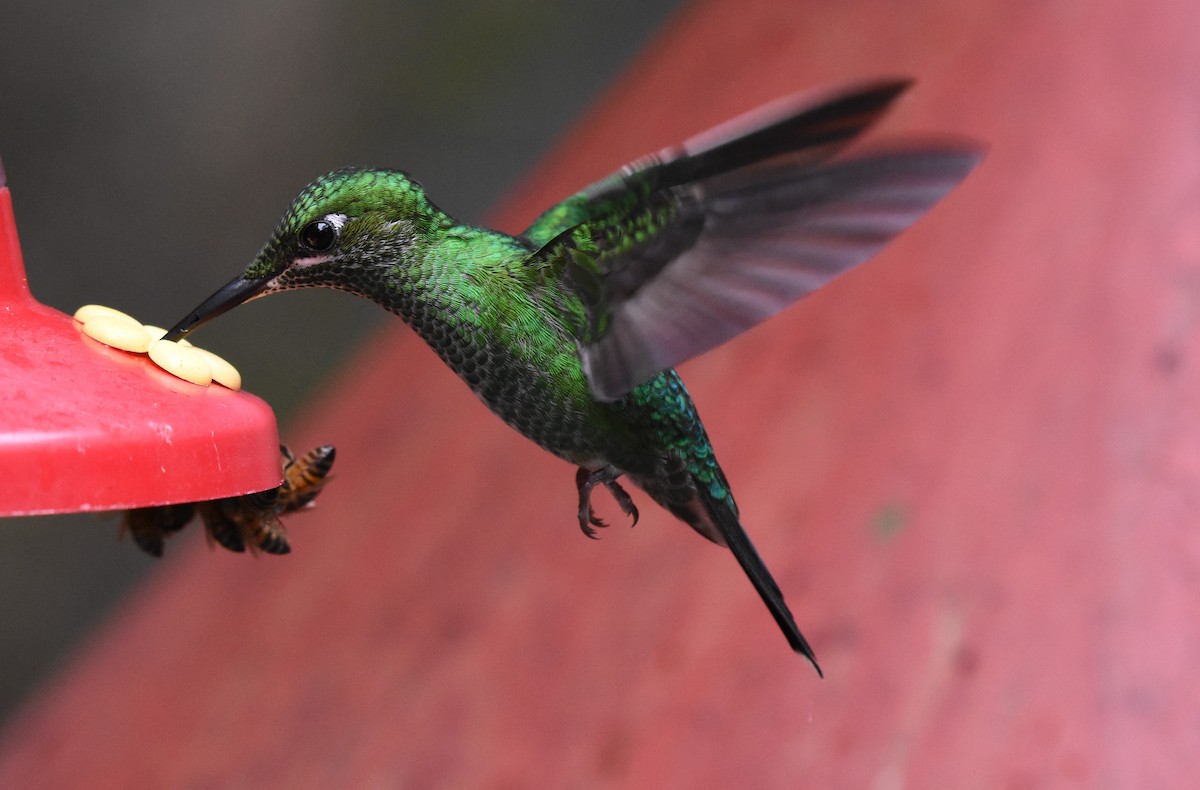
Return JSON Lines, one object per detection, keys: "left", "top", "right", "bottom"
{"left": 292, "top": 253, "right": 332, "bottom": 269}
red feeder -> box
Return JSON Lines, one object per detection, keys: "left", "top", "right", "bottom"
{"left": 0, "top": 160, "right": 281, "bottom": 515}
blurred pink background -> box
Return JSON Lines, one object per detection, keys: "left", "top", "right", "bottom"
{"left": 3, "top": 0, "right": 1199, "bottom": 785}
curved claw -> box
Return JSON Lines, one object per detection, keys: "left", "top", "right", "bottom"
{"left": 575, "top": 466, "right": 640, "bottom": 538}
{"left": 578, "top": 511, "right": 601, "bottom": 540}
{"left": 581, "top": 505, "right": 609, "bottom": 539}
{"left": 604, "top": 478, "right": 640, "bottom": 528}
{"left": 576, "top": 467, "right": 601, "bottom": 538}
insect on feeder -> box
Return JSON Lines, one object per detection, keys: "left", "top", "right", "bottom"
{"left": 0, "top": 158, "right": 282, "bottom": 516}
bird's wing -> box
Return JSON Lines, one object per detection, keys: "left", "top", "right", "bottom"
{"left": 525, "top": 82, "right": 981, "bottom": 401}
{"left": 521, "top": 78, "right": 914, "bottom": 248}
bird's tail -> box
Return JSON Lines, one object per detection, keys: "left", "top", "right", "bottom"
{"left": 693, "top": 484, "right": 823, "bottom": 677}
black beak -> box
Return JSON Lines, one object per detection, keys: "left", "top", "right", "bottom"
{"left": 162, "top": 272, "right": 274, "bottom": 342}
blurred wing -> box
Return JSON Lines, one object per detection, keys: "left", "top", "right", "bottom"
{"left": 522, "top": 78, "right": 914, "bottom": 248}
{"left": 539, "top": 146, "right": 981, "bottom": 401}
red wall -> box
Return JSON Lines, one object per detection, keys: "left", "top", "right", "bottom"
{"left": 3, "top": 0, "right": 1199, "bottom": 785}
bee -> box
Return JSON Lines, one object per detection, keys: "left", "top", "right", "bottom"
{"left": 120, "top": 444, "right": 336, "bottom": 557}
{"left": 197, "top": 497, "right": 289, "bottom": 555}
{"left": 200, "top": 444, "right": 336, "bottom": 555}
{"left": 244, "top": 509, "right": 291, "bottom": 555}
{"left": 121, "top": 503, "right": 195, "bottom": 558}
{"left": 192, "top": 499, "right": 243, "bottom": 554}
{"left": 277, "top": 445, "right": 336, "bottom": 512}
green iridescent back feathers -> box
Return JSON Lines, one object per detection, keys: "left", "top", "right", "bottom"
{"left": 163, "top": 80, "right": 981, "bottom": 675}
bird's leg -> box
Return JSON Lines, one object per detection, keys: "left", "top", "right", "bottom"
{"left": 576, "top": 467, "right": 607, "bottom": 538}
{"left": 575, "top": 467, "right": 639, "bottom": 539}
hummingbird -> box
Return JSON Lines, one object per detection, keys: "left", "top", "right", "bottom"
{"left": 164, "top": 79, "right": 979, "bottom": 676}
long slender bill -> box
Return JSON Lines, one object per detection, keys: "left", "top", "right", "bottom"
{"left": 162, "top": 273, "right": 274, "bottom": 342}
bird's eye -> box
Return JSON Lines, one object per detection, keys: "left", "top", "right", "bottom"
{"left": 299, "top": 219, "right": 337, "bottom": 252}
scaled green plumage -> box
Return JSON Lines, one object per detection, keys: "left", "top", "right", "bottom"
{"left": 165, "top": 79, "right": 982, "bottom": 676}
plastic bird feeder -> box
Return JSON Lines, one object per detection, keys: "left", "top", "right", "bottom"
{"left": 0, "top": 160, "right": 281, "bottom": 515}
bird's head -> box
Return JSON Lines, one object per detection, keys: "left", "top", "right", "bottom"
{"left": 164, "top": 167, "right": 447, "bottom": 341}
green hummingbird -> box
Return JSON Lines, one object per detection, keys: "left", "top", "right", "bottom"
{"left": 164, "top": 79, "right": 979, "bottom": 676}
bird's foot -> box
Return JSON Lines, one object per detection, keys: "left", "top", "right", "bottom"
{"left": 575, "top": 467, "right": 606, "bottom": 538}
{"left": 575, "top": 467, "right": 639, "bottom": 539}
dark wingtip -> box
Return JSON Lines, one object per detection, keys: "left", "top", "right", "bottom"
{"left": 666, "top": 76, "right": 923, "bottom": 188}
{"left": 880, "top": 75, "right": 915, "bottom": 95}
{"left": 849, "top": 76, "right": 913, "bottom": 105}
{"left": 825, "top": 75, "right": 915, "bottom": 119}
